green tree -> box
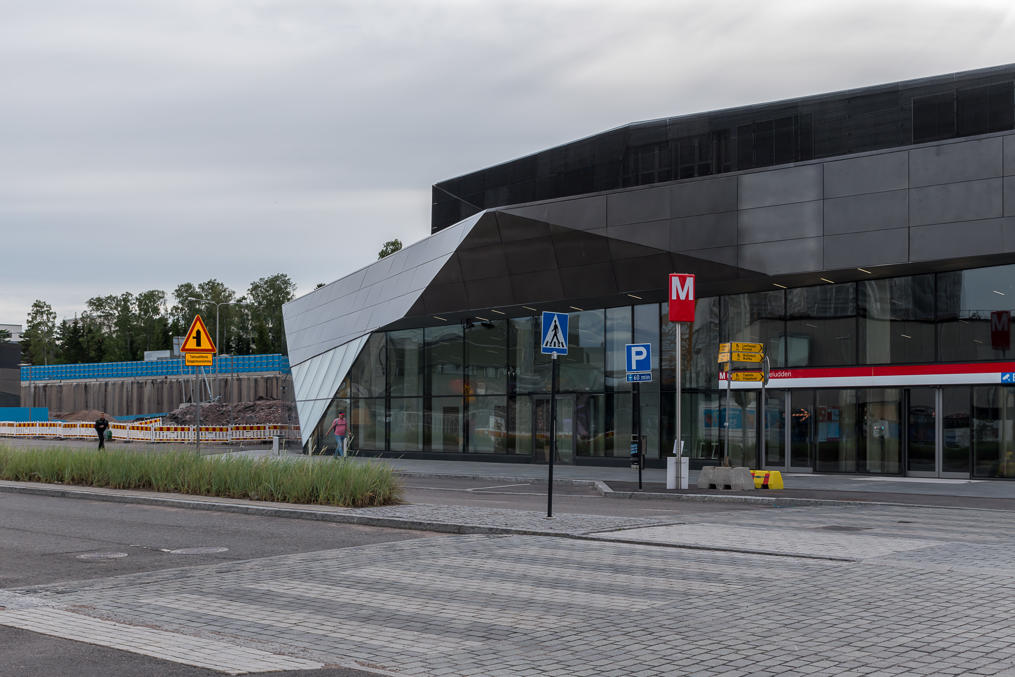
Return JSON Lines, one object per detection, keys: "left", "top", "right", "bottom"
{"left": 135, "top": 289, "right": 170, "bottom": 355}
{"left": 247, "top": 273, "right": 296, "bottom": 354}
{"left": 0, "top": 328, "right": 10, "bottom": 342}
{"left": 378, "top": 238, "right": 402, "bottom": 259}
{"left": 56, "top": 318, "right": 87, "bottom": 364}
{"left": 22, "top": 300, "right": 57, "bottom": 365}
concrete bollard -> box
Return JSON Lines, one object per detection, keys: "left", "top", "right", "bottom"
{"left": 730, "top": 467, "right": 756, "bottom": 491}
{"left": 697, "top": 465, "right": 716, "bottom": 489}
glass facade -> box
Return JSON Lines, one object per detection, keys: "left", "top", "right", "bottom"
{"left": 306, "top": 262, "right": 1015, "bottom": 478}
{"left": 433, "top": 70, "right": 1015, "bottom": 232}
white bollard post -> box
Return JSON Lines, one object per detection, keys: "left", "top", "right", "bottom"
{"left": 666, "top": 457, "right": 677, "bottom": 490}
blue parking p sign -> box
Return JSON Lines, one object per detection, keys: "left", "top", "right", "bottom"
{"left": 625, "top": 343, "right": 652, "bottom": 382}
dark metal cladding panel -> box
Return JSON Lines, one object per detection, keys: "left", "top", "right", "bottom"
{"left": 824, "top": 190, "right": 909, "bottom": 235}
{"left": 823, "top": 228, "right": 910, "bottom": 269}
{"left": 823, "top": 151, "right": 908, "bottom": 198}
{"left": 910, "top": 179, "right": 1003, "bottom": 226}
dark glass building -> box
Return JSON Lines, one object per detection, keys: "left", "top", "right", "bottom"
{"left": 285, "top": 64, "right": 1015, "bottom": 479}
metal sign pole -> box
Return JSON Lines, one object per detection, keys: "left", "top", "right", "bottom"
{"left": 760, "top": 355, "right": 769, "bottom": 467}
{"left": 675, "top": 324, "right": 681, "bottom": 458}
{"left": 548, "top": 353, "right": 557, "bottom": 518}
{"left": 195, "top": 366, "right": 201, "bottom": 455}
{"left": 634, "top": 381, "right": 642, "bottom": 490}
{"left": 725, "top": 354, "right": 731, "bottom": 466}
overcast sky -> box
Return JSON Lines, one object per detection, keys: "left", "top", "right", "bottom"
{"left": 2, "top": 0, "right": 1014, "bottom": 325}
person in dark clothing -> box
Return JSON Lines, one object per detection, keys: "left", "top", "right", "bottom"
{"left": 94, "top": 416, "right": 109, "bottom": 449}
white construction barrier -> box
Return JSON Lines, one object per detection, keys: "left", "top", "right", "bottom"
{"left": 0, "top": 420, "right": 299, "bottom": 444}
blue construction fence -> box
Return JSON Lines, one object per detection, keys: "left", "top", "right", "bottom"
{"left": 21, "top": 354, "right": 290, "bottom": 382}
{"left": 0, "top": 407, "right": 49, "bottom": 422}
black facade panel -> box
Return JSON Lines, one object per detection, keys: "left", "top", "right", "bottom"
{"left": 432, "top": 64, "right": 1015, "bottom": 233}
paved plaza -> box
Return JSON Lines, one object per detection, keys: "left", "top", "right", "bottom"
{"left": 3, "top": 497, "right": 1015, "bottom": 676}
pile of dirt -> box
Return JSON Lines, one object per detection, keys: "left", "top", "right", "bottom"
{"left": 164, "top": 398, "right": 296, "bottom": 426}
{"left": 53, "top": 408, "right": 114, "bottom": 422}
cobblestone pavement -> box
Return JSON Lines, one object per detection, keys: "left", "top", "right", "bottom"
{"left": 3, "top": 503, "right": 1015, "bottom": 676}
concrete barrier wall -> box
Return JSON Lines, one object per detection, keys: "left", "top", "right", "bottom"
{"left": 20, "top": 372, "right": 294, "bottom": 418}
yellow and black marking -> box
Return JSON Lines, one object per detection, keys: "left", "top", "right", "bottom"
{"left": 749, "top": 469, "right": 784, "bottom": 490}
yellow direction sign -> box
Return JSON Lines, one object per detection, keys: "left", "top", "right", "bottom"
{"left": 732, "top": 351, "right": 764, "bottom": 363}
{"left": 731, "top": 342, "right": 763, "bottom": 353}
{"left": 731, "top": 371, "right": 764, "bottom": 382}
{"left": 717, "top": 351, "right": 731, "bottom": 363}
{"left": 185, "top": 353, "right": 213, "bottom": 367}
{"left": 180, "top": 314, "right": 217, "bottom": 354}
{"left": 718, "top": 342, "right": 730, "bottom": 353}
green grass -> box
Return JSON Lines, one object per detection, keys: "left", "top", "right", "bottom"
{"left": 0, "top": 445, "right": 401, "bottom": 508}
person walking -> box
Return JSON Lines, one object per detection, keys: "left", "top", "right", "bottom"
{"left": 94, "top": 416, "right": 109, "bottom": 450}
{"left": 329, "top": 412, "right": 348, "bottom": 458}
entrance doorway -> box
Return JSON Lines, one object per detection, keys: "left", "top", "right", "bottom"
{"left": 533, "top": 395, "right": 575, "bottom": 464}
{"left": 764, "top": 390, "right": 813, "bottom": 472}
{"left": 906, "top": 387, "right": 970, "bottom": 478}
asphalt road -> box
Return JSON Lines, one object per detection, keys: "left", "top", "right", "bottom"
{"left": 0, "top": 492, "right": 431, "bottom": 676}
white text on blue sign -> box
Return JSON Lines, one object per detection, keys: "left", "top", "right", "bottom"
{"left": 625, "top": 343, "right": 652, "bottom": 373}
{"left": 626, "top": 373, "right": 652, "bottom": 382}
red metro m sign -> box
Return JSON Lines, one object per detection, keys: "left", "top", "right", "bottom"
{"left": 668, "top": 273, "right": 696, "bottom": 323}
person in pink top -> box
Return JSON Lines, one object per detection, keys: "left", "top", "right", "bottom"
{"left": 329, "top": 412, "right": 348, "bottom": 457}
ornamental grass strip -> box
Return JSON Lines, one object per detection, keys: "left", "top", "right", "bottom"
{"left": 0, "top": 445, "right": 401, "bottom": 508}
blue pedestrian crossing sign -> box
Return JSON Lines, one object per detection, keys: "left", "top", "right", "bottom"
{"left": 625, "top": 343, "right": 652, "bottom": 382}
{"left": 541, "top": 312, "right": 569, "bottom": 356}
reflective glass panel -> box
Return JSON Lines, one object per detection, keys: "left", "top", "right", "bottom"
{"left": 973, "top": 386, "right": 1015, "bottom": 478}
{"left": 574, "top": 394, "right": 605, "bottom": 457}
{"left": 508, "top": 395, "right": 532, "bottom": 455}
{"left": 790, "top": 390, "right": 814, "bottom": 468}
{"left": 937, "top": 264, "right": 1015, "bottom": 362}
{"left": 560, "top": 310, "right": 605, "bottom": 392}
{"left": 859, "top": 388, "right": 901, "bottom": 474}
{"left": 786, "top": 284, "right": 857, "bottom": 367}
{"left": 350, "top": 398, "right": 385, "bottom": 451}
{"left": 671, "top": 297, "right": 720, "bottom": 390}
{"left": 722, "top": 290, "right": 786, "bottom": 367}
{"left": 428, "top": 396, "right": 462, "bottom": 452}
{"left": 907, "top": 388, "right": 936, "bottom": 472}
{"left": 389, "top": 398, "right": 423, "bottom": 451}
{"left": 426, "top": 325, "right": 464, "bottom": 397}
{"left": 942, "top": 386, "right": 970, "bottom": 474}
{"left": 510, "top": 316, "right": 551, "bottom": 393}
{"left": 468, "top": 396, "right": 507, "bottom": 454}
{"left": 388, "top": 329, "right": 423, "bottom": 397}
{"left": 466, "top": 319, "right": 507, "bottom": 395}
{"left": 605, "top": 306, "right": 632, "bottom": 391}
{"left": 814, "top": 389, "right": 858, "bottom": 472}
{"left": 762, "top": 391, "right": 785, "bottom": 467}
{"left": 676, "top": 391, "right": 721, "bottom": 461}
{"left": 605, "top": 392, "right": 633, "bottom": 458}
{"left": 859, "top": 276, "right": 935, "bottom": 364}
{"left": 347, "top": 333, "right": 386, "bottom": 397}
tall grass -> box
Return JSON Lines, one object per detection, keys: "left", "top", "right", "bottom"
{"left": 0, "top": 445, "right": 401, "bottom": 508}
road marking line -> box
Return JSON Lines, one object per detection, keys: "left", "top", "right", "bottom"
{"left": 468, "top": 483, "right": 532, "bottom": 492}
{"left": 0, "top": 607, "right": 322, "bottom": 674}
{"left": 246, "top": 580, "right": 578, "bottom": 629}
{"left": 142, "top": 594, "right": 482, "bottom": 654}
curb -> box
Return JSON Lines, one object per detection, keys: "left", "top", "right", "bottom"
{"left": 0, "top": 480, "right": 853, "bottom": 562}
{"left": 392, "top": 470, "right": 986, "bottom": 509}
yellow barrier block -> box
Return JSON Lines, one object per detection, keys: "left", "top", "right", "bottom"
{"left": 749, "top": 469, "right": 784, "bottom": 490}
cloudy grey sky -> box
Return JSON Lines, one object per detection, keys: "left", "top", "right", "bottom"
{"left": 2, "top": 0, "right": 1014, "bottom": 324}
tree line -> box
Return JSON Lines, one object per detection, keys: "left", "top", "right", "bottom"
{"left": 20, "top": 273, "right": 297, "bottom": 366}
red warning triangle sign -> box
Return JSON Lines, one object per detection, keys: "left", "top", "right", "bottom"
{"left": 180, "top": 314, "right": 217, "bottom": 354}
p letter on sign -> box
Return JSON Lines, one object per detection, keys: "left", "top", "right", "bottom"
{"left": 668, "top": 273, "right": 696, "bottom": 323}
